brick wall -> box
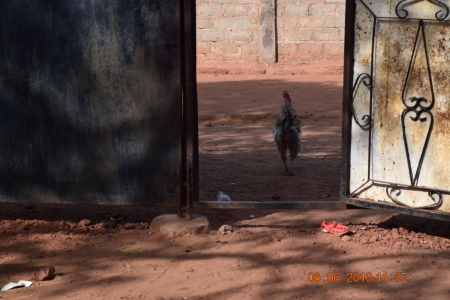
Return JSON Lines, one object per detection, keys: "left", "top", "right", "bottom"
{"left": 196, "top": 0, "right": 346, "bottom": 63}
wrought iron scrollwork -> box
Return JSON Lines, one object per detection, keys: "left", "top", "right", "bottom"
{"left": 351, "top": 73, "right": 372, "bottom": 130}
{"left": 396, "top": 0, "right": 450, "bottom": 20}
{"left": 347, "top": 1, "right": 449, "bottom": 214}
{"left": 386, "top": 185, "right": 442, "bottom": 209}
{"left": 401, "top": 20, "right": 435, "bottom": 187}
{"left": 401, "top": 97, "right": 434, "bottom": 186}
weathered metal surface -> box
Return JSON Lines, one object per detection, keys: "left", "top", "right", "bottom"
{"left": 343, "top": 0, "right": 450, "bottom": 220}
{"left": 0, "top": 1, "right": 182, "bottom": 206}
{"left": 182, "top": 0, "right": 200, "bottom": 208}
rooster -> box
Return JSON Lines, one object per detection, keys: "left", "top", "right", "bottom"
{"left": 273, "top": 91, "right": 302, "bottom": 175}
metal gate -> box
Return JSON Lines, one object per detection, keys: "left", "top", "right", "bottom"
{"left": 0, "top": 1, "right": 197, "bottom": 207}
{"left": 342, "top": 0, "right": 450, "bottom": 221}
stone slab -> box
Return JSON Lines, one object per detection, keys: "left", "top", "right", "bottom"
{"left": 150, "top": 214, "right": 210, "bottom": 237}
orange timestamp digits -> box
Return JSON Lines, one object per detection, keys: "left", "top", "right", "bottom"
{"left": 307, "top": 272, "right": 408, "bottom": 283}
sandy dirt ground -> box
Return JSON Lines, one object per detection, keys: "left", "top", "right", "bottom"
{"left": 1, "top": 62, "right": 450, "bottom": 300}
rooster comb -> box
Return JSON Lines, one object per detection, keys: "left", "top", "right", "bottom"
{"left": 282, "top": 90, "right": 290, "bottom": 99}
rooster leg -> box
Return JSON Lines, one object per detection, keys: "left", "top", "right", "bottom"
{"left": 283, "top": 160, "right": 289, "bottom": 174}
{"left": 279, "top": 153, "right": 288, "bottom": 174}
{"left": 278, "top": 147, "right": 289, "bottom": 174}
{"left": 287, "top": 149, "right": 297, "bottom": 175}
{"left": 287, "top": 159, "right": 295, "bottom": 176}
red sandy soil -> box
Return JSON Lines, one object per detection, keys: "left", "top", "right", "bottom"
{"left": 1, "top": 61, "right": 450, "bottom": 300}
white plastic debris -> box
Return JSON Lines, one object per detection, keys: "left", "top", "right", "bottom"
{"left": 217, "top": 191, "right": 231, "bottom": 201}
{"left": 1, "top": 280, "right": 33, "bottom": 292}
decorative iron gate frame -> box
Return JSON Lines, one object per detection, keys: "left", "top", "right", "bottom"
{"left": 341, "top": 0, "right": 450, "bottom": 221}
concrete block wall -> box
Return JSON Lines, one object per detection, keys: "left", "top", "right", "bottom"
{"left": 196, "top": 0, "right": 261, "bottom": 62}
{"left": 277, "top": 0, "right": 346, "bottom": 63}
{"left": 196, "top": 0, "right": 346, "bottom": 63}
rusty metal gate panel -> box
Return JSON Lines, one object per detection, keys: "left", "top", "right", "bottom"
{"left": 342, "top": 0, "right": 450, "bottom": 220}
{"left": 0, "top": 1, "right": 186, "bottom": 206}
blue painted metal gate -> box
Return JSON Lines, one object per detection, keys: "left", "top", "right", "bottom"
{"left": 0, "top": 1, "right": 195, "bottom": 206}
